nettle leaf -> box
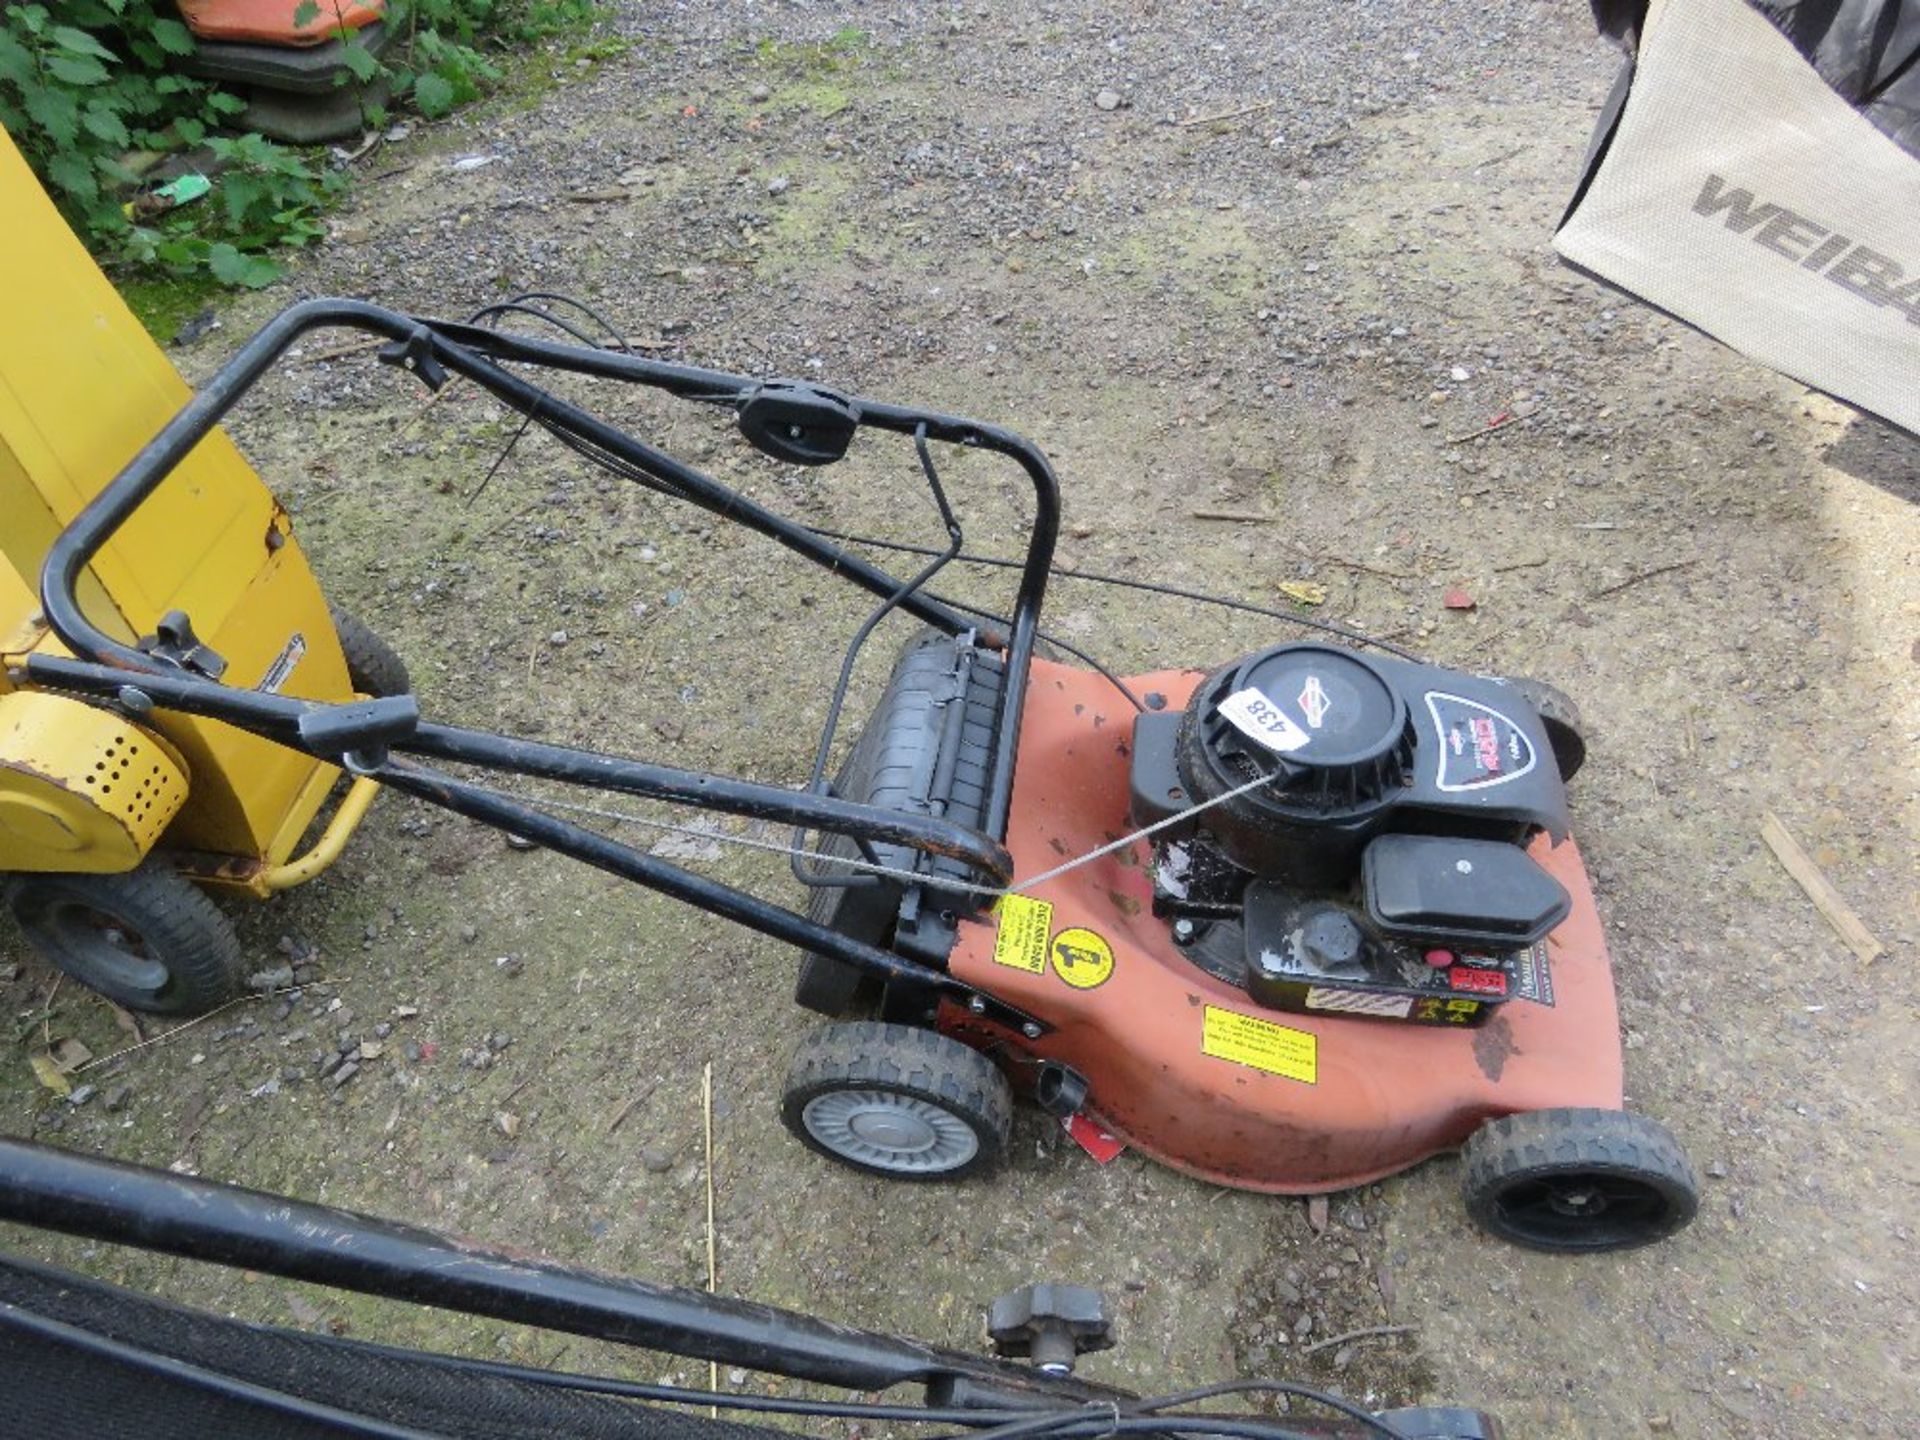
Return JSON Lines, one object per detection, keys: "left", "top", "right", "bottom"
{"left": 48, "top": 24, "right": 116, "bottom": 61}
{"left": 156, "top": 236, "right": 206, "bottom": 266}
{"left": 292, "top": 1, "right": 321, "bottom": 27}
{"left": 45, "top": 53, "right": 111, "bottom": 86}
{"left": 47, "top": 151, "right": 98, "bottom": 203}
{"left": 221, "top": 171, "right": 267, "bottom": 225}
{"left": 80, "top": 103, "right": 130, "bottom": 146}
{"left": 22, "top": 85, "right": 80, "bottom": 147}
{"left": 207, "top": 243, "right": 281, "bottom": 288}
{"left": 173, "top": 115, "right": 205, "bottom": 145}
{"left": 150, "top": 19, "right": 196, "bottom": 56}
{"left": 412, "top": 71, "right": 456, "bottom": 118}
{"left": 0, "top": 30, "right": 35, "bottom": 86}
{"left": 206, "top": 90, "right": 248, "bottom": 115}
{"left": 340, "top": 41, "right": 379, "bottom": 82}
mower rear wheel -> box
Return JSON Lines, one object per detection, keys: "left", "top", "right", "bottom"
{"left": 3, "top": 862, "right": 246, "bottom": 1016}
{"left": 782, "top": 1022, "right": 1012, "bottom": 1181}
{"left": 330, "top": 605, "right": 411, "bottom": 697}
{"left": 1499, "top": 676, "right": 1586, "bottom": 782}
{"left": 1462, "top": 1107, "right": 1698, "bottom": 1252}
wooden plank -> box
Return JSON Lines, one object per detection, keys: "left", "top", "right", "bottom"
{"left": 1760, "top": 811, "right": 1884, "bottom": 964}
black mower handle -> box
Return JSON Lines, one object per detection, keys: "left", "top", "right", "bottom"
{"left": 27, "top": 299, "right": 1061, "bottom": 1038}
{"left": 37, "top": 297, "right": 1059, "bottom": 840}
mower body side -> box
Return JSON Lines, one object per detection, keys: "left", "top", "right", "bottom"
{"left": 0, "top": 126, "right": 361, "bottom": 886}
{"left": 944, "top": 660, "right": 1625, "bottom": 1195}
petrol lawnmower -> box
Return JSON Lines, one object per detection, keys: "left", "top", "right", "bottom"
{"left": 13, "top": 279, "right": 1700, "bottom": 1254}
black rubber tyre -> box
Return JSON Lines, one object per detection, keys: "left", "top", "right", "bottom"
{"left": 1500, "top": 676, "right": 1586, "bottom": 782}
{"left": 781, "top": 1022, "right": 1013, "bottom": 1181}
{"left": 329, "top": 605, "right": 411, "bottom": 697}
{"left": 3, "top": 862, "right": 247, "bottom": 1016}
{"left": 1462, "top": 1107, "right": 1699, "bottom": 1252}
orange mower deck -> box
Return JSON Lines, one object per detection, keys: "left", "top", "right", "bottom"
{"left": 944, "top": 659, "right": 1624, "bottom": 1194}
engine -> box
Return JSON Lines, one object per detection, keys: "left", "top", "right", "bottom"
{"left": 1128, "top": 643, "right": 1579, "bottom": 1027}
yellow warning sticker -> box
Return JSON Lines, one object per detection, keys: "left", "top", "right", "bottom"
{"left": 992, "top": 894, "right": 1054, "bottom": 974}
{"left": 1050, "top": 927, "right": 1115, "bottom": 989}
{"left": 1201, "top": 1006, "right": 1318, "bottom": 1085}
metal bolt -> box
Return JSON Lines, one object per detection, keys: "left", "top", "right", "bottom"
{"left": 1021, "top": 1022, "right": 1042, "bottom": 1039}
{"left": 968, "top": 995, "right": 987, "bottom": 1015}
{"left": 1172, "top": 918, "right": 1196, "bottom": 944}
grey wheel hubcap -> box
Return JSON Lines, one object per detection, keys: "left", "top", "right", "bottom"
{"left": 801, "top": 1089, "right": 979, "bottom": 1173}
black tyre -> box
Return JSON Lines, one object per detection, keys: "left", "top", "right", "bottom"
{"left": 781, "top": 1022, "right": 1013, "bottom": 1180}
{"left": 330, "top": 605, "right": 411, "bottom": 697}
{"left": 3, "top": 862, "right": 247, "bottom": 1015}
{"left": 1500, "top": 676, "right": 1586, "bottom": 782}
{"left": 1462, "top": 1107, "right": 1699, "bottom": 1252}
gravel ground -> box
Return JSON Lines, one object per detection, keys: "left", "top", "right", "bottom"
{"left": 4, "top": 4, "right": 1917, "bottom": 1438}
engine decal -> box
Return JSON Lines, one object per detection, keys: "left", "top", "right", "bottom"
{"left": 1201, "top": 1006, "right": 1318, "bottom": 1084}
{"left": 258, "top": 632, "right": 308, "bottom": 694}
{"left": 1411, "top": 996, "right": 1484, "bottom": 1025}
{"left": 991, "top": 893, "right": 1054, "bottom": 974}
{"left": 1423, "top": 691, "right": 1538, "bottom": 792}
{"left": 1304, "top": 986, "right": 1413, "bottom": 1018}
{"left": 1447, "top": 965, "right": 1509, "bottom": 997}
{"left": 1218, "top": 686, "right": 1312, "bottom": 753}
{"left": 1510, "top": 941, "right": 1556, "bottom": 1007}
{"left": 1297, "top": 674, "right": 1333, "bottom": 729}
{"left": 1050, "top": 926, "right": 1115, "bottom": 989}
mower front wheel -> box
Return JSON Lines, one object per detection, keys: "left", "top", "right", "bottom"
{"left": 1462, "top": 1107, "right": 1699, "bottom": 1252}
{"left": 781, "top": 1022, "right": 1012, "bottom": 1181}
{"left": 3, "top": 862, "right": 247, "bottom": 1016}
{"left": 1499, "top": 676, "right": 1587, "bottom": 782}
{"left": 330, "top": 605, "right": 412, "bottom": 698}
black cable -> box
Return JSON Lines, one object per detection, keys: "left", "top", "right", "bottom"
{"left": 466, "top": 395, "right": 542, "bottom": 507}
{"left": 478, "top": 291, "right": 635, "bottom": 352}
{"left": 269, "top": 1337, "right": 1039, "bottom": 1427}
{"left": 1124, "top": 1378, "right": 1409, "bottom": 1440}
{"left": 790, "top": 423, "right": 967, "bottom": 884}
{"left": 467, "top": 299, "right": 608, "bottom": 350}
{"left": 0, "top": 1301, "right": 444, "bottom": 1440}
{"left": 922, "top": 1411, "right": 1356, "bottom": 1440}
{"left": 805, "top": 423, "right": 964, "bottom": 791}
{"left": 479, "top": 404, "right": 1149, "bottom": 715}
{"left": 808, "top": 528, "right": 1422, "bottom": 663}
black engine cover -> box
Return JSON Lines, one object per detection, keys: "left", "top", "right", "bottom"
{"left": 1140, "top": 646, "right": 1572, "bottom": 878}
{"left": 1132, "top": 643, "right": 1581, "bottom": 1023}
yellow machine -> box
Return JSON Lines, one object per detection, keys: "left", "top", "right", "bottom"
{"left": 0, "top": 127, "right": 403, "bottom": 1013}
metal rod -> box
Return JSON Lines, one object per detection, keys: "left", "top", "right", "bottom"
{"left": 0, "top": 1138, "right": 1108, "bottom": 1403}
{"left": 19, "top": 657, "right": 1012, "bottom": 883}
{"left": 405, "top": 721, "right": 1012, "bottom": 881}
{"left": 369, "top": 759, "right": 1045, "bottom": 1035}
